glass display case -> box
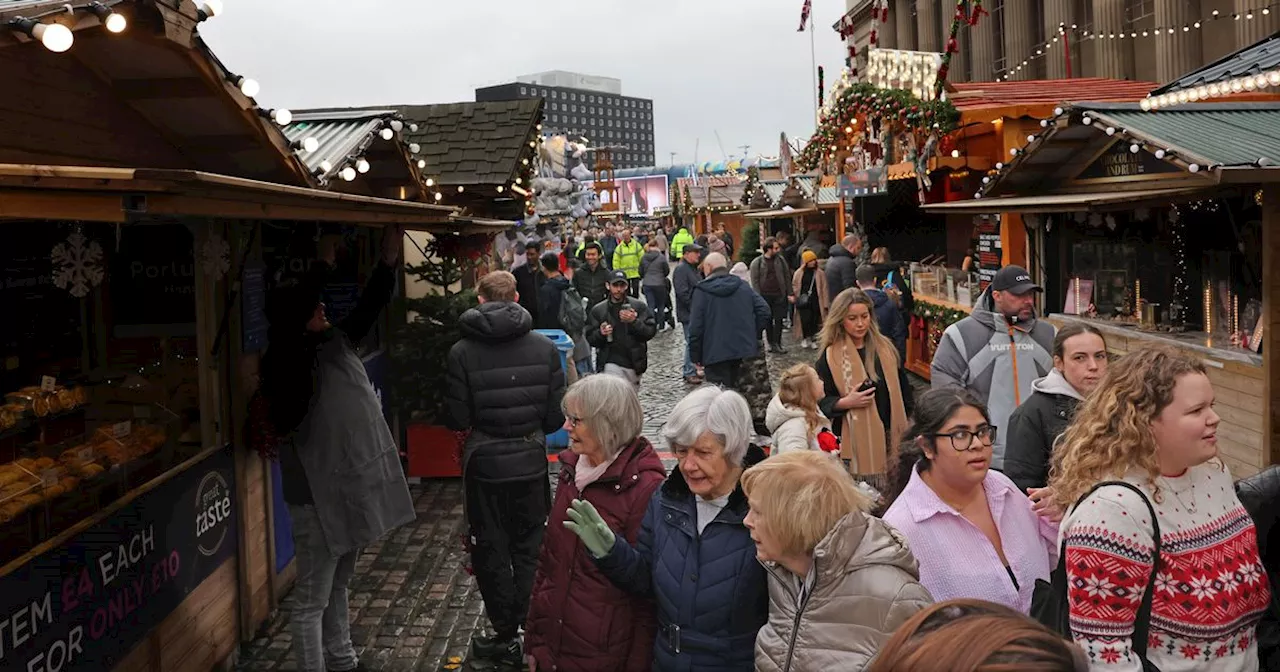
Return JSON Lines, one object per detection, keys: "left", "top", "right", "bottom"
{"left": 911, "top": 263, "right": 979, "bottom": 308}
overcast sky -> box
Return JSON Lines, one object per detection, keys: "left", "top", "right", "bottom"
{"left": 200, "top": 0, "right": 848, "bottom": 166}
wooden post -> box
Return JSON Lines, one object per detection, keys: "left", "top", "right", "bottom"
{"left": 837, "top": 197, "right": 848, "bottom": 241}
{"left": 1264, "top": 186, "right": 1280, "bottom": 467}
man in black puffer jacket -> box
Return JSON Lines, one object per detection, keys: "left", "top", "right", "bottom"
{"left": 824, "top": 234, "right": 862, "bottom": 301}
{"left": 445, "top": 270, "right": 566, "bottom": 667}
{"left": 585, "top": 270, "right": 657, "bottom": 388}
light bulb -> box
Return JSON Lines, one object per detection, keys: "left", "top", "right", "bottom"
{"left": 1010, "top": 148, "right": 1019, "bottom": 156}
{"left": 271, "top": 108, "right": 292, "bottom": 125}
{"left": 380, "top": 128, "right": 394, "bottom": 140}
{"left": 1027, "top": 134, "right": 1036, "bottom": 143}
{"left": 522, "top": 158, "right": 529, "bottom": 165}
{"left": 1140, "top": 98, "right": 1152, "bottom": 111}
{"left": 104, "top": 12, "right": 127, "bottom": 33}
{"left": 951, "top": 149, "right": 960, "bottom": 158}
{"left": 33, "top": 22, "right": 74, "bottom": 53}
{"left": 356, "top": 158, "right": 370, "bottom": 174}
{"left": 390, "top": 120, "right": 404, "bottom": 132}
{"left": 1188, "top": 163, "right": 1200, "bottom": 173}
{"left": 425, "top": 178, "right": 435, "bottom": 187}
{"left": 341, "top": 167, "right": 356, "bottom": 181}
{"left": 457, "top": 185, "right": 465, "bottom": 193}
{"left": 416, "top": 160, "right": 426, "bottom": 169}
{"left": 1082, "top": 116, "right": 1092, "bottom": 125}
{"left": 982, "top": 176, "right": 990, "bottom": 184}
{"left": 995, "top": 162, "right": 1003, "bottom": 169}
{"left": 1130, "top": 143, "right": 1140, "bottom": 153}
{"left": 1269, "top": 71, "right": 1280, "bottom": 86}
{"left": 409, "top": 143, "right": 421, "bottom": 153}
{"left": 237, "top": 77, "right": 260, "bottom": 97}
{"left": 1105, "top": 127, "right": 1116, "bottom": 136}
{"left": 409, "top": 123, "right": 419, "bottom": 132}
{"left": 198, "top": 0, "right": 223, "bottom": 19}
{"left": 434, "top": 192, "right": 443, "bottom": 201}
{"left": 1255, "top": 74, "right": 1269, "bottom": 89}
{"left": 1155, "top": 149, "right": 1166, "bottom": 159}
{"left": 1040, "top": 119, "right": 1049, "bottom": 127}
{"left": 497, "top": 186, "right": 505, "bottom": 193}
{"left": 301, "top": 136, "right": 318, "bottom": 153}
{"left": 318, "top": 160, "right": 333, "bottom": 173}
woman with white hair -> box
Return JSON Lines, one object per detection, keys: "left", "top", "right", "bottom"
{"left": 565, "top": 386, "right": 768, "bottom": 672}
{"left": 524, "top": 375, "right": 667, "bottom": 671}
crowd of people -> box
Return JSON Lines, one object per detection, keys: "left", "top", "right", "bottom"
{"left": 255, "top": 223, "right": 1280, "bottom": 672}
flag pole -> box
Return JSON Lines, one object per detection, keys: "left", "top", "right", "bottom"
{"left": 810, "top": 11, "right": 819, "bottom": 123}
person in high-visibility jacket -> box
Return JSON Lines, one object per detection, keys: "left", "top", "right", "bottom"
{"left": 612, "top": 228, "right": 644, "bottom": 298}
{"left": 670, "top": 226, "right": 694, "bottom": 262}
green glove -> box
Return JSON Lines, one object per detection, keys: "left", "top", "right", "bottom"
{"left": 564, "top": 499, "right": 616, "bottom": 558}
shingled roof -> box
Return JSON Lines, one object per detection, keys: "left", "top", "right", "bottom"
{"left": 396, "top": 100, "right": 544, "bottom": 188}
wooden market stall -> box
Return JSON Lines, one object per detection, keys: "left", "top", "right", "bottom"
{"left": 0, "top": 3, "right": 463, "bottom": 671}
{"left": 925, "top": 100, "right": 1280, "bottom": 478}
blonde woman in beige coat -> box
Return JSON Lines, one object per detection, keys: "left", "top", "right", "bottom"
{"left": 791, "top": 249, "right": 829, "bottom": 349}
{"left": 743, "top": 451, "right": 932, "bottom": 671}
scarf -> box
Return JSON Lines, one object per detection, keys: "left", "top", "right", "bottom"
{"left": 825, "top": 336, "right": 908, "bottom": 480}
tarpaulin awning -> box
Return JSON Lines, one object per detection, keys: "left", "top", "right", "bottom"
{"left": 745, "top": 207, "right": 819, "bottom": 219}
{"left": 921, "top": 186, "right": 1212, "bottom": 213}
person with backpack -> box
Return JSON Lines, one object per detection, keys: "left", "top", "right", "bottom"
{"left": 1050, "top": 346, "right": 1270, "bottom": 670}
{"left": 537, "top": 252, "right": 586, "bottom": 340}
{"left": 585, "top": 271, "right": 657, "bottom": 389}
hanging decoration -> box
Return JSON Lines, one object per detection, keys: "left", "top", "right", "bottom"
{"left": 817, "top": 66, "right": 825, "bottom": 108}
{"left": 200, "top": 233, "right": 231, "bottom": 280}
{"left": 51, "top": 229, "right": 105, "bottom": 298}
{"left": 797, "top": 82, "right": 960, "bottom": 172}
{"left": 913, "top": 301, "right": 968, "bottom": 329}
{"left": 741, "top": 165, "right": 761, "bottom": 206}
{"left": 934, "top": 0, "right": 985, "bottom": 97}
{"left": 798, "top": 0, "right": 812, "bottom": 31}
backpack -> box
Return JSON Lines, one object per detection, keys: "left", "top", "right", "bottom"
{"left": 882, "top": 269, "right": 904, "bottom": 309}
{"left": 558, "top": 285, "right": 587, "bottom": 334}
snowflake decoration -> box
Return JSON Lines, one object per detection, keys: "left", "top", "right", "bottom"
{"left": 200, "top": 234, "right": 231, "bottom": 280}
{"left": 51, "top": 230, "right": 105, "bottom": 298}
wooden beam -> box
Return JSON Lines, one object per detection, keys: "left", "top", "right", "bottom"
{"left": 113, "top": 77, "right": 212, "bottom": 100}
{"left": 0, "top": 188, "right": 126, "bottom": 222}
{"left": 142, "top": 192, "right": 449, "bottom": 224}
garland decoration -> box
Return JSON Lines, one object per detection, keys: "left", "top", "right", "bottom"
{"left": 935, "top": 0, "right": 985, "bottom": 97}
{"left": 798, "top": 0, "right": 812, "bottom": 31}
{"left": 797, "top": 82, "right": 960, "bottom": 171}
{"left": 818, "top": 66, "right": 825, "bottom": 108}
{"left": 912, "top": 300, "right": 969, "bottom": 329}
{"left": 741, "top": 165, "right": 760, "bottom": 206}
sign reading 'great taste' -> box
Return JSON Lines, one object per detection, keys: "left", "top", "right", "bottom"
{"left": 0, "top": 447, "right": 236, "bottom": 672}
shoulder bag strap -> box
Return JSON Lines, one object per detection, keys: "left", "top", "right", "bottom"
{"left": 1060, "top": 481, "right": 1162, "bottom": 662}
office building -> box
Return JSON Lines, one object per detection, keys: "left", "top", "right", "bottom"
{"left": 476, "top": 71, "right": 656, "bottom": 169}
{"left": 838, "top": 0, "right": 1276, "bottom": 84}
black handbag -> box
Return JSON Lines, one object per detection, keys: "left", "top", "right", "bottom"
{"left": 1030, "top": 481, "right": 1162, "bottom": 671}
{"left": 796, "top": 273, "right": 816, "bottom": 309}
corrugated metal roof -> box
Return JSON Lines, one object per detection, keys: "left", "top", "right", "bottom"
{"left": 762, "top": 181, "right": 786, "bottom": 204}
{"left": 949, "top": 78, "right": 1155, "bottom": 110}
{"left": 1152, "top": 31, "right": 1280, "bottom": 95}
{"left": 817, "top": 186, "right": 840, "bottom": 205}
{"left": 1085, "top": 102, "right": 1280, "bottom": 166}
{"left": 284, "top": 110, "right": 396, "bottom": 180}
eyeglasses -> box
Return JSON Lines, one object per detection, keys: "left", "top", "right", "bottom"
{"left": 929, "top": 426, "right": 997, "bottom": 451}
{"left": 565, "top": 414, "right": 584, "bottom": 429}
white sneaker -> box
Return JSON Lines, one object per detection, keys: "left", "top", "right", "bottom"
{"left": 801, "top": 338, "right": 812, "bottom": 349}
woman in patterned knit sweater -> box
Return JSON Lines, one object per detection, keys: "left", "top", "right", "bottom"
{"left": 1051, "top": 346, "right": 1271, "bottom": 671}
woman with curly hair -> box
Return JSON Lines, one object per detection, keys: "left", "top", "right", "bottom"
{"left": 1051, "top": 345, "right": 1271, "bottom": 671}
{"left": 766, "top": 364, "right": 834, "bottom": 455}
{"left": 868, "top": 599, "right": 1088, "bottom": 672}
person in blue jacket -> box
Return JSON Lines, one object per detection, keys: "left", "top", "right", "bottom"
{"left": 687, "top": 252, "right": 771, "bottom": 388}
{"left": 565, "top": 386, "right": 769, "bottom": 672}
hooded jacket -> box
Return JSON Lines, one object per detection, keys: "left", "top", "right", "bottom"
{"left": 445, "top": 301, "right": 566, "bottom": 482}
{"left": 673, "top": 260, "right": 703, "bottom": 325}
{"left": 824, "top": 244, "right": 858, "bottom": 301}
{"left": 1235, "top": 467, "right": 1280, "bottom": 670}
{"left": 595, "top": 445, "right": 770, "bottom": 672}
{"left": 585, "top": 295, "right": 657, "bottom": 374}
{"left": 688, "top": 269, "right": 772, "bottom": 367}
{"left": 525, "top": 438, "right": 667, "bottom": 672}
{"left": 930, "top": 287, "right": 1055, "bottom": 470}
{"left": 863, "top": 287, "right": 907, "bottom": 360}
{"left": 640, "top": 250, "right": 671, "bottom": 288}
{"left": 754, "top": 513, "right": 932, "bottom": 672}
{"left": 614, "top": 239, "right": 644, "bottom": 279}
{"left": 536, "top": 274, "right": 571, "bottom": 331}
{"left": 765, "top": 396, "right": 831, "bottom": 455}
{"left": 573, "top": 259, "right": 612, "bottom": 309}
{"left": 671, "top": 227, "right": 695, "bottom": 260}
{"left": 1004, "top": 369, "right": 1083, "bottom": 493}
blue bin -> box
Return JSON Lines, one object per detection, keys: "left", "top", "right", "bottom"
{"left": 534, "top": 329, "right": 576, "bottom": 448}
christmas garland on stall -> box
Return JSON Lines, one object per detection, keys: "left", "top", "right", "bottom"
{"left": 911, "top": 301, "right": 969, "bottom": 329}
{"left": 740, "top": 165, "right": 760, "bottom": 206}
{"left": 797, "top": 82, "right": 960, "bottom": 171}
{"left": 936, "top": 0, "right": 987, "bottom": 97}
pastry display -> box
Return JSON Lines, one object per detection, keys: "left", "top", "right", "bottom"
{"left": 0, "top": 383, "right": 88, "bottom": 427}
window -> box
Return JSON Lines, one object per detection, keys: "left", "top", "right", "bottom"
{"left": 520, "top": 86, "right": 527, "bottom": 95}
{"left": 571, "top": 93, "right": 577, "bottom": 101}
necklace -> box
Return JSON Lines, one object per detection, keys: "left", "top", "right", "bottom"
{"left": 1161, "top": 475, "right": 1198, "bottom": 513}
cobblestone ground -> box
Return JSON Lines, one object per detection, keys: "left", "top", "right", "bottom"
{"left": 236, "top": 326, "right": 925, "bottom": 671}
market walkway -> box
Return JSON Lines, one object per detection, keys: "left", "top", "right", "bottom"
{"left": 236, "top": 327, "right": 924, "bottom": 671}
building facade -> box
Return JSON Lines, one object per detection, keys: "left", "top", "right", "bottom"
{"left": 476, "top": 71, "right": 656, "bottom": 169}
{"left": 841, "top": 0, "right": 1279, "bottom": 84}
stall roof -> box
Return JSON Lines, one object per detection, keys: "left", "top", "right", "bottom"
{"left": 284, "top": 109, "right": 427, "bottom": 200}
{"left": 399, "top": 100, "right": 543, "bottom": 187}
{"left": 745, "top": 207, "right": 819, "bottom": 219}
{"left": 1151, "top": 30, "right": 1280, "bottom": 95}
{"left": 1084, "top": 103, "right": 1280, "bottom": 167}
{"left": 922, "top": 186, "right": 1215, "bottom": 213}
{"left": 0, "top": 0, "right": 314, "bottom": 186}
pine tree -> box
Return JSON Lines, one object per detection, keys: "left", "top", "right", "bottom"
{"left": 740, "top": 221, "right": 762, "bottom": 268}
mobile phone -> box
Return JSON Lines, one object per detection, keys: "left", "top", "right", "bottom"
{"left": 857, "top": 379, "right": 876, "bottom": 393}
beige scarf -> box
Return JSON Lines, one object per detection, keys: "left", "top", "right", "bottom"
{"left": 826, "top": 336, "right": 908, "bottom": 480}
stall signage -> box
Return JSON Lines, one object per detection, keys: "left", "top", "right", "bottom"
{"left": 241, "top": 263, "right": 269, "bottom": 353}
{"left": 0, "top": 447, "right": 236, "bottom": 672}
{"left": 1077, "top": 144, "right": 1179, "bottom": 180}
{"left": 976, "top": 216, "right": 1002, "bottom": 291}
{"left": 111, "top": 224, "right": 197, "bottom": 331}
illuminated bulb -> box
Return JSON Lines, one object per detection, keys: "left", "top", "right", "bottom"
{"left": 522, "top": 158, "right": 529, "bottom": 165}
{"left": 300, "top": 136, "right": 318, "bottom": 153}
{"left": 457, "top": 185, "right": 465, "bottom": 193}
{"left": 356, "top": 158, "right": 370, "bottom": 174}
{"left": 1269, "top": 71, "right": 1280, "bottom": 86}
{"left": 270, "top": 108, "right": 292, "bottom": 125}
{"left": 1105, "top": 127, "right": 1116, "bottom": 136}
{"left": 434, "top": 192, "right": 443, "bottom": 201}
{"left": 1188, "top": 163, "right": 1200, "bottom": 173}
{"left": 951, "top": 149, "right": 960, "bottom": 158}
{"left": 1027, "top": 134, "right": 1036, "bottom": 143}
{"left": 1130, "top": 143, "right": 1140, "bottom": 153}
{"left": 409, "top": 123, "right": 419, "bottom": 132}
{"left": 1245, "top": 77, "right": 1258, "bottom": 91}
{"left": 982, "top": 176, "right": 990, "bottom": 184}
{"left": 1209, "top": 83, "right": 1222, "bottom": 96}
{"left": 1176, "top": 90, "right": 1189, "bottom": 103}
{"left": 1155, "top": 149, "right": 1166, "bottom": 159}
{"left": 1082, "top": 115, "right": 1092, "bottom": 125}
{"left": 318, "top": 160, "right": 333, "bottom": 173}
{"left": 1255, "top": 74, "right": 1269, "bottom": 89}
{"left": 995, "top": 162, "right": 1003, "bottom": 169}
{"left": 380, "top": 128, "right": 394, "bottom": 140}
{"left": 1231, "top": 78, "right": 1245, "bottom": 92}
{"left": 103, "top": 11, "right": 127, "bottom": 33}
{"left": 197, "top": 0, "right": 223, "bottom": 20}
{"left": 18, "top": 19, "right": 75, "bottom": 52}
{"left": 390, "top": 120, "right": 404, "bottom": 132}
{"left": 425, "top": 178, "right": 435, "bottom": 187}
{"left": 409, "top": 142, "right": 420, "bottom": 153}
{"left": 497, "top": 186, "right": 504, "bottom": 193}
{"left": 416, "top": 159, "right": 426, "bottom": 169}
{"left": 236, "top": 77, "right": 259, "bottom": 97}
{"left": 1140, "top": 98, "right": 1152, "bottom": 111}
{"left": 340, "top": 167, "right": 356, "bottom": 181}
{"left": 1010, "top": 148, "right": 1019, "bottom": 156}
{"left": 515, "top": 177, "right": 522, "bottom": 184}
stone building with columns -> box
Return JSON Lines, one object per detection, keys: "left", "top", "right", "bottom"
{"left": 840, "top": 0, "right": 1279, "bottom": 84}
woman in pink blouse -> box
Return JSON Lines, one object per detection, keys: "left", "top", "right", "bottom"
{"left": 882, "top": 388, "right": 1057, "bottom": 613}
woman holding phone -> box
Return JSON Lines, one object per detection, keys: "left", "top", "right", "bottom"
{"left": 815, "top": 288, "right": 913, "bottom": 492}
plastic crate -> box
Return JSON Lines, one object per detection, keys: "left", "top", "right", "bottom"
{"left": 533, "top": 329, "right": 575, "bottom": 449}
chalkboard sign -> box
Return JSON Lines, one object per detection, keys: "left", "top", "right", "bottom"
{"left": 976, "top": 215, "right": 1002, "bottom": 291}
{"left": 241, "top": 263, "right": 268, "bottom": 353}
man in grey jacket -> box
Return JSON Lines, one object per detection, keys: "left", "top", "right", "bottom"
{"left": 930, "top": 265, "right": 1055, "bottom": 470}
{"left": 262, "top": 226, "right": 415, "bottom": 672}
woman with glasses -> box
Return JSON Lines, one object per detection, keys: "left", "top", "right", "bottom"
{"left": 882, "top": 388, "right": 1057, "bottom": 614}
{"left": 815, "top": 288, "right": 913, "bottom": 492}
{"left": 524, "top": 375, "right": 667, "bottom": 671}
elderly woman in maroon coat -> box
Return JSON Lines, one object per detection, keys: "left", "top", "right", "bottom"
{"left": 524, "top": 374, "right": 667, "bottom": 671}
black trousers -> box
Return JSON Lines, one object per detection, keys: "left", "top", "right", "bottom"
{"left": 799, "top": 302, "right": 822, "bottom": 339}
{"left": 704, "top": 359, "right": 743, "bottom": 388}
{"left": 763, "top": 295, "right": 788, "bottom": 346}
{"left": 628, "top": 277, "right": 641, "bottom": 298}
{"left": 465, "top": 476, "right": 550, "bottom": 639}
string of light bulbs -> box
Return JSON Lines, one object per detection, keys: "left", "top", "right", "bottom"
{"left": 994, "top": 2, "right": 1280, "bottom": 81}
{"left": 5, "top": 0, "right": 220, "bottom": 53}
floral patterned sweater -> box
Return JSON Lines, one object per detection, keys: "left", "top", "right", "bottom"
{"left": 1060, "top": 461, "right": 1271, "bottom": 671}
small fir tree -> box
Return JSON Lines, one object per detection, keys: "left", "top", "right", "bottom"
{"left": 740, "top": 221, "right": 762, "bottom": 268}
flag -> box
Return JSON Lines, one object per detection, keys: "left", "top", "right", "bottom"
{"left": 797, "top": 0, "right": 812, "bottom": 31}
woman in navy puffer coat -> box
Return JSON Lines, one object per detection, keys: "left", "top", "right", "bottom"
{"left": 566, "top": 387, "right": 768, "bottom": 672}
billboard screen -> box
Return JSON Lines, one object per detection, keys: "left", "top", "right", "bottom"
{"left": 597, "top": 175, "right": 670, "bottom": 216}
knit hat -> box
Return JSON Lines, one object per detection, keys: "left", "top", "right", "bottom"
{"left": 801, "top": 249, "right": 818, "bottom": 264}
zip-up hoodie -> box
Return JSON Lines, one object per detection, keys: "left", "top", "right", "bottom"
{"left": 929, "top": 287, "right": 1054, "bottom": 471}
{"left": 1004, "top": 369, "right": 1084, "bottom": 492}
{"left": 754, "top": 512, "right": 932, "bottom": 672}
{"left": 688, "top": 269, "right": 772, "bottom": 366}
{"left": 765, "top": 396, "right": 832, "bottom": 455}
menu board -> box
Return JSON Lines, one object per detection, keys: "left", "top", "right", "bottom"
{"left": 976, "top": 216, "right": 1002, "bottom": 291}
{"left": 241, "top": 263, "right": 268, "bottom": 353}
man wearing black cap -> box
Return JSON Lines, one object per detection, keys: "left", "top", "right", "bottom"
{"left": 672, "top": 242, "right": 706, "bottom": 384}
{"left": 585, "top": 270, "right": 657, "bottom": 388}
{"left": 931, "top": 265, "right": 1056, "bottom": 471}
